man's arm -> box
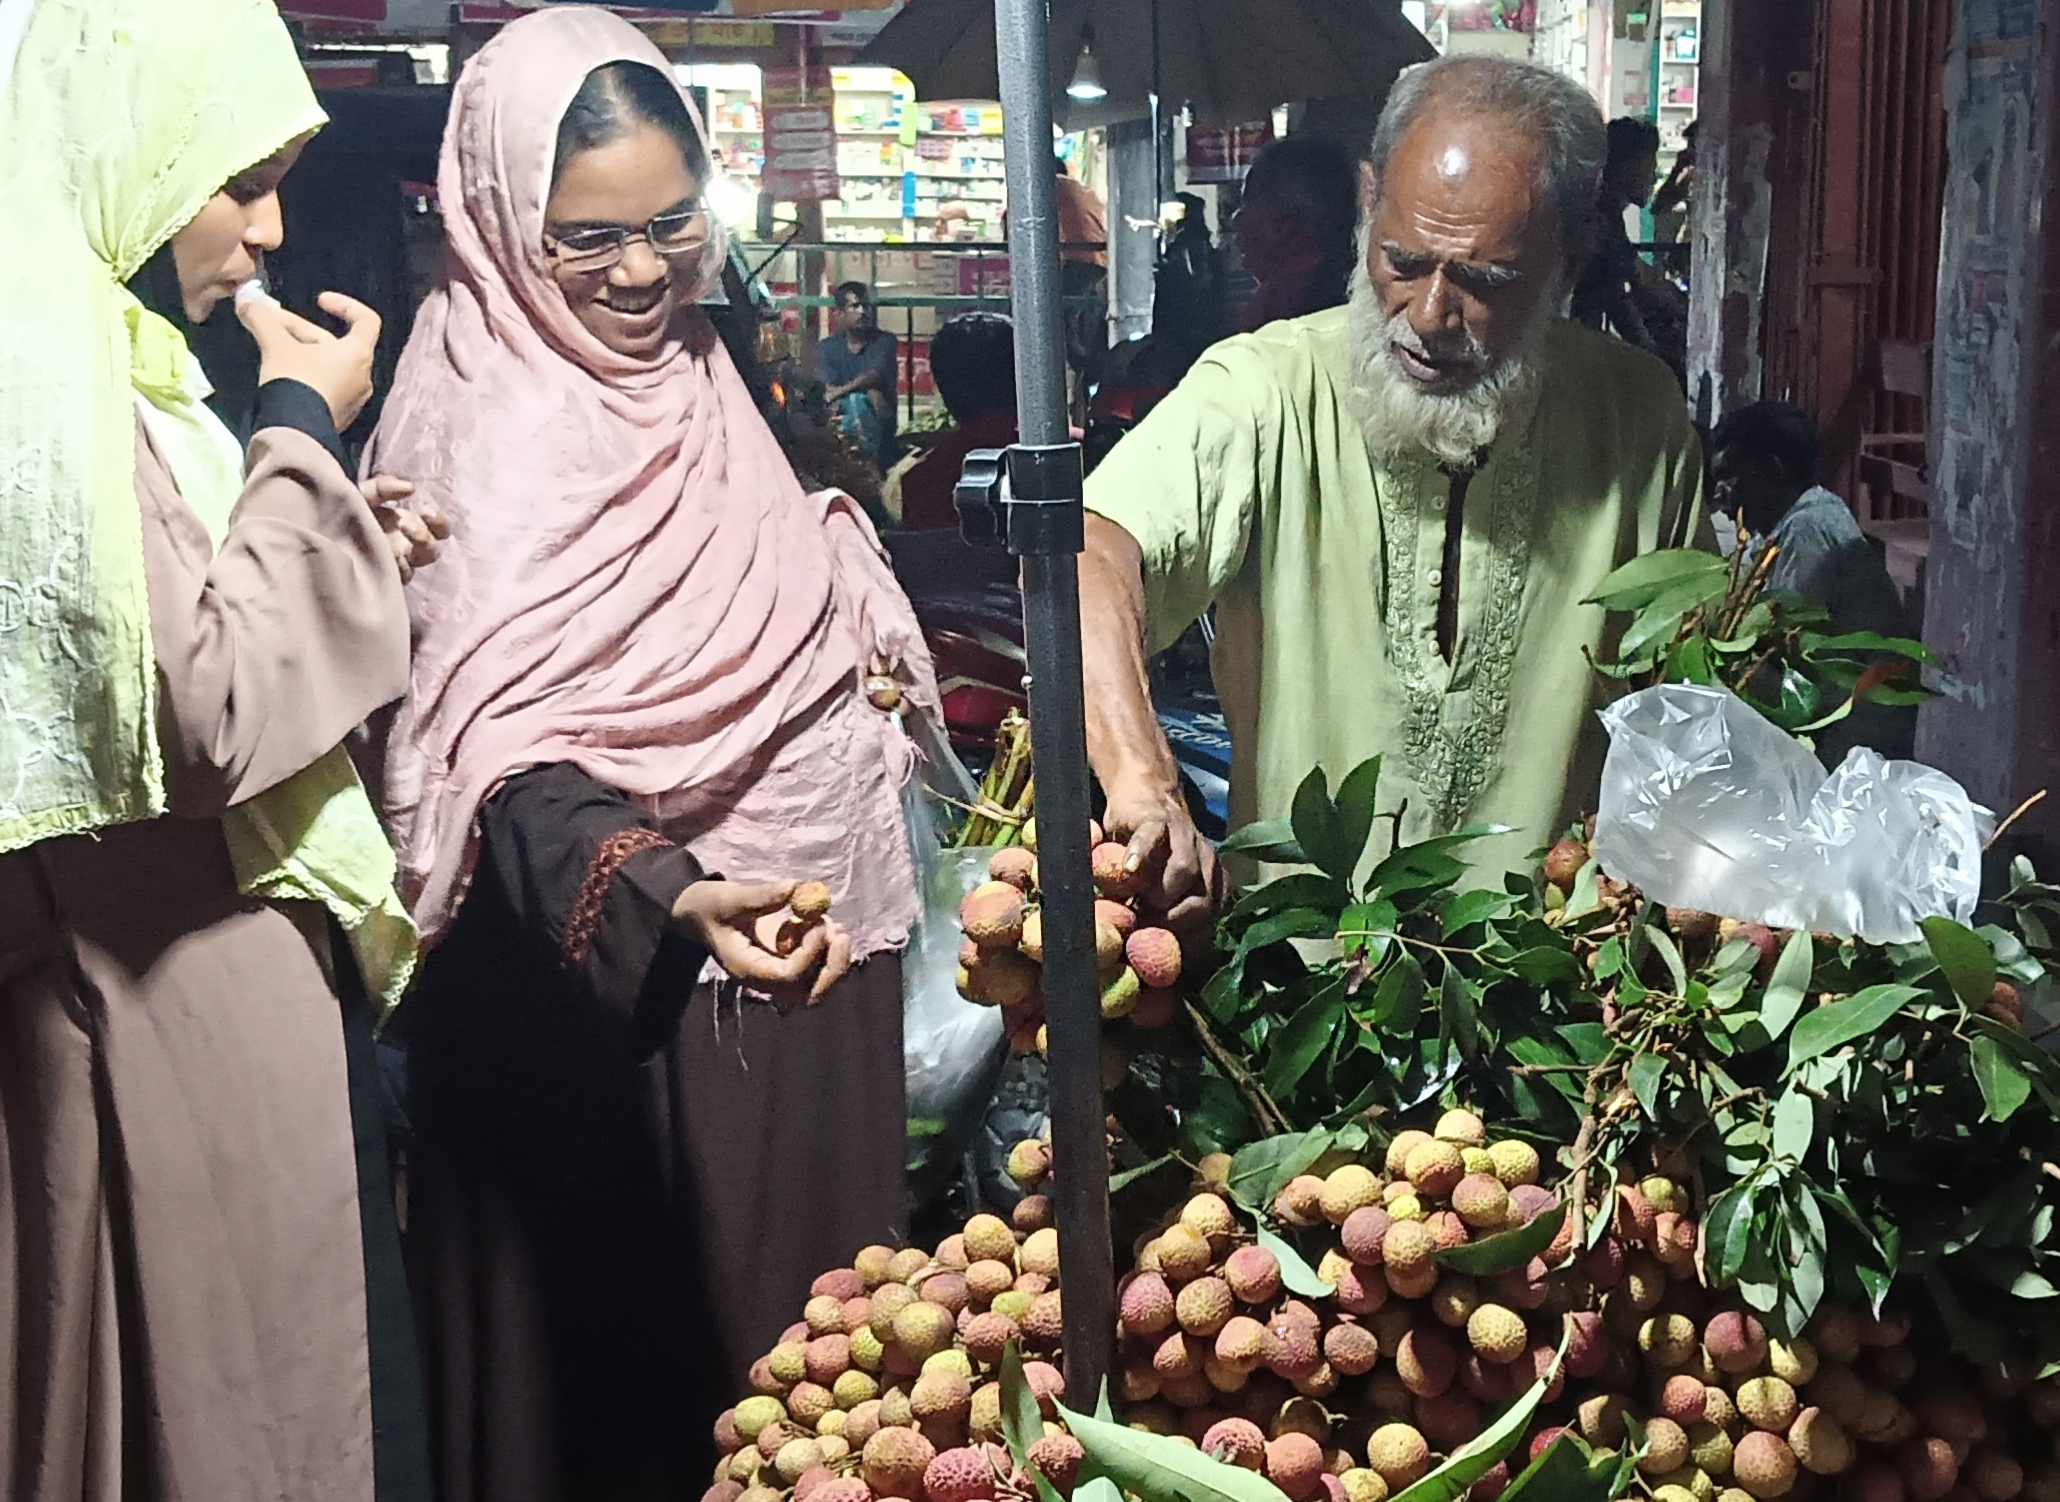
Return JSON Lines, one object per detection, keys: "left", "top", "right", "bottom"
{"left": 1081, "top": 514, "right": 1221, "bottom": 928}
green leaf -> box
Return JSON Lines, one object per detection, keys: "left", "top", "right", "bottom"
{"left": 1264, "top": 983, "right": 1347, "bottom": 1099}
{"left": 1001, "top": 1343, "right": 1064, "bottom": 1502}
{"left": 1074, "top": 1481, "right": 1125, "bottom": 1502}
{"left": 1257, "top": 1224, "right": 1337, "bottom": 1297}
{"left": 1772, "top": 1087, "right": 1814, "bottom": 1163}
{"left": 1339, "top": 899, "right": 1398, "bottom": 960}
{"left": 1363, "top": 954, "right": 1427, "bottom": 1033}
{"left": 1922, "top": 917, "right": 1998, "bottom": 1010}
{"left": 1804, "top": 629, "right": 1935, "bottom": 662}
{"left": 1437, "top": 1201, "right": 1568, "bottom": 1276}
{"left": 1233, "top": 907, "right": 1336, "bottom": 962}
{"left": 1390, "top": 1326, "right": 1568, "bottom": 1502}
{"left": 1444, "top": 888, "right": 1513, "bottom": 936}
{"left": 1369, "top": 845, "right": 1468, "bottom": 900}
{"left": 1971, "top": 1034, "right": 2034, "bottom": 1123}
{"left": 1218, "top": 818, "right": 1307, "bottom": 864}
{"left": 1556, "top": 1022, "right": 1609, "bottom": 1065}
{"left": 1704, "top": 1183, "right": 1758, "bottom": 1285}
{"left": 1584, "top": 548, "right": 1729, "bottom": 610}
{"left": 1058, "top": 1400, "right": 1296, "bottom": 1502}
{"left": 1292, "top": 768, "right": 1353, "bottom": 883}
{"left": 1229, "top": 873, "right": 1354, "bottom": 923}
{"left": 1759, "top": 930, "right": 1814, "bottom": 1040}
{"left": 1498, "top": 1432, "right": 1621, "bottom": 1502}
{"left": 1228, "top": 1131, "right": 1334, "bottom": 1212}
{"left": 1787, "top": 985, "right": 1924, "bottom": 1067}
{"left": 1438, "top": 963, "right": 1481, "bottom": 1056}
{"left": 1647, "top": 928, "right": 1690, "bottom": 995}
{"left": 1332, "top": 757, "right": 1385, "bottom": 884}
{"left": 1110, "top": 1154, "right": 1176, "bottom": 1194}
{"left": 1628, "top": 1054, "right": 1669, "bottom": 1120}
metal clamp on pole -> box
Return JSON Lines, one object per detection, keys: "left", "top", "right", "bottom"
{"left": 953, "top": 444, "right": 1086, "bottom": 557}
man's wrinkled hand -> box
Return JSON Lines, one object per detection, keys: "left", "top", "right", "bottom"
{"left": 1099, "top": 776, "right": 1223, "bottom": 932}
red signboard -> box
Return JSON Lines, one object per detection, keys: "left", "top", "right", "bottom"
{"left": 761, "top": 64, "right": 840, "bottom": 204}
{"left": 1184, "top": 122, "right": 1274, "bottom": 184}
{"left": 280, "top": 0, "right": 388, "bottom": 17}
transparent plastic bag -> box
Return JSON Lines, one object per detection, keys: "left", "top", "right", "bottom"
{"left": 899, "top": 723, "right": 1011, "bottom": 1202}
{"left": 1591, "top": 684, "right": 1992, "bottom": 944}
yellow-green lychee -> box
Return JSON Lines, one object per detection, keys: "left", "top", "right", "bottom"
{"left": 734, "top": 1396, "right": 786, "bottom": 1442}
{"left": 1690, "top": 1421, "right": 1735, "bottom": 1477}
{"left": 1769, "top": 1339, "right": 1820, "bottom": 1387}
{"left": 1435, "top": 1108, "right": 1487, "bottom": 1147}
{"left": 1321, "top": 1165, "right": 1384, "bottom": 1225}
{"left": 1643, "top": 1313, "right": 1700, "bottom": 1367}
{"left": 893, "top": 1301, "right": 957, "bottom": 1361}
{"left": 1738, "top": 1377, "right": 1800, "bottom": 1434}
{"left": 1341, "top": 1468, "right": 1391, "bottom": 1502}
{"left": 1021, "top": 1227, "right": 1061, "bottom": 1279}
{"left": 1462, "top": 1146, "right": 1496, "bottom": 1176}
{"left": 1385, "top": 1131, "right": 1435, "bottom": 1177}
{"left": 1181, "top": 1193, "right": 1237, "bottom": 1246}
{"left": 834, "top": 1370, "right": 879, "bottom": 1409}
{"left": 1452, "top": 1173, "right": 1511, "bottom": 1230}
{"left": 1365, "top": 1424, "right": 1433, "bottom": 1489}
{"left": 1382, "top": 1220, "right": 1439, "bottom": 1278}
{"left": 1488, "top": 1139, "right": 1542, "bottom": 1187}
{"left": 1467, "top": 1304, "right": 1528, "bottom": 1365}
{"left": 1641, "top": 1418, "right": 1692, "bottom": 1475}
{"left": 1787, "top": 1408, "right": 1853, "bottom": 1476}
{"left": 1405, "top": 1139, "right": 1466, "bottom": 1199}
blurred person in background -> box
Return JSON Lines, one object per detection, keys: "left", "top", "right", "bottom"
{"left": 1709, "top": 401, "right": 1914, "bottom": 761}
{"left": 1151, "top": 190, "right": 1231, "bottom": 377}
{"left": 1230, "top": 135, "right": 1362, "bottom": 333}
{"left": 1571, "top": 116, "right": 1661, "bottom": 347}
{"left": 821, "top": 279, "right": 899, "bottom": 464}
{"left": 893, "top": 311, "right": 1018, "bottom": 533}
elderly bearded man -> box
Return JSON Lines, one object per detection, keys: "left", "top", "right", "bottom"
{"left": 1081, "top": 56, "right": 1706, "bottom": 920}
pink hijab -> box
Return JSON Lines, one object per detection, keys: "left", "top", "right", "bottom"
{"left": 374, "top": 6, "right": 936, "bottom": 957}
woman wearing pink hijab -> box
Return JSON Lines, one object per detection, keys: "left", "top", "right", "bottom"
{"left": 370, "top": 11, "right": 938, "bottom": 1498}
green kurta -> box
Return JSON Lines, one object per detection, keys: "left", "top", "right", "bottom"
{"left": 1086, "top": 309, "right": 1705, "bottom": 881}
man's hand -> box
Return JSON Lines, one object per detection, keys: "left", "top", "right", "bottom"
{"left": 672, "top": 879, "right": 853, "bottom": 1007}
{"left": 239, "top": 291, "right": 381, "bottom": 431}
{"left": 1100, "top": 774, "right": 1223, "bottom": 932}
{"left": 360, "top": 476, "right": 450, "bottom": 582}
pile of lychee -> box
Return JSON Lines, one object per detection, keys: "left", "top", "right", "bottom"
{"left": 955, "top": 820, "right": 1186, "bottom": 1056}
{"left": 1108, "top": 1107, "right": 2060, "bottom": 1502}
{"left": 706, "top": 1183, "right": 1084, "bottom": 1502}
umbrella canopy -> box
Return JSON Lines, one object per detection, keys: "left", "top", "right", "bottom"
{"left": 859, "top": 0, "right": 1434, "bottom": 128}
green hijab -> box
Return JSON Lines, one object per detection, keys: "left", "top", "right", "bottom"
{"left": 0, "top": 0, "right": 414, "bottom": 1009}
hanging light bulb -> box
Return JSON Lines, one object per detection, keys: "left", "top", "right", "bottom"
{"left": 1066, "top": 29, "right": 1108, "bottom": 102}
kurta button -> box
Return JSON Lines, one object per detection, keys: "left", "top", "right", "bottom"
{"left": 1428, "top": 569, "right": 1443, "bottom": 587}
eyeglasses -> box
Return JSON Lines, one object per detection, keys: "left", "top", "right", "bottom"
{"left": 543, "top": 207, "right": 713, "bottom": 273}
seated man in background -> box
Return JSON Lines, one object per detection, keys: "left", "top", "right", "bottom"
{"left": 893, "top": 312, "right": 1018, "bottom": 533}
{"left": 821, "top": 280, "right": 899, "bottom": 465}
{"left": 1709, "top": 400, "right": 1916, "bottom": 760}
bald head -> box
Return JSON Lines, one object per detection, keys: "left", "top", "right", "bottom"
{"left": 1369, "top": 55, "right": 1607, "bottom": 250}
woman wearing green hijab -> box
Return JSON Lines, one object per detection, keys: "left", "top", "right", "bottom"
{"left": 0, "top": 2, "right": 430, "bottom": 1498}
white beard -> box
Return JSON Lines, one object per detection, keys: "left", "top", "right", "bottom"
{"left": 1344, "top": 253, "right": 1556, "bottom": 471}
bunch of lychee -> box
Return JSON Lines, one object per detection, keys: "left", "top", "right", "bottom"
{"left": 956, "top": 821, "right": 1187, "bottom": 1057}
{"left": 706, "top": 1199, "right": 1083, "bottom": 1502}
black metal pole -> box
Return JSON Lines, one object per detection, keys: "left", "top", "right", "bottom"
{"left": 993, "top": 0, "right": 1116, "bottom": 1411}
{"left": 1150, "top": 0, "right": 1165, "bottom": 206}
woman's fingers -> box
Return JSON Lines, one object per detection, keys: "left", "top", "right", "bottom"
{"left": 317, "top": 291, "right": 382, "bottom": 352}
{"left": 361, "top": 474, "right": 416, "bottom": 508}
{"left": 809, "top": 921, "right": 854, "bottom": 1004}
